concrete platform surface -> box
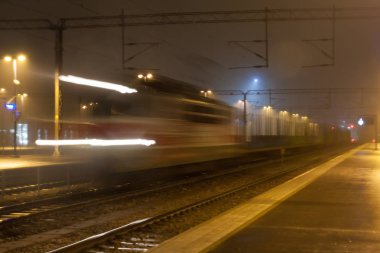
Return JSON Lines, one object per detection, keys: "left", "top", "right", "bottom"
{"left": 150, "top": 144, "right": 380, "bottom": 253}
{"left": 0, "top": 153, "right": 85, "bottom": 171}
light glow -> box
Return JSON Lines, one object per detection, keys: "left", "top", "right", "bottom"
{"left": 59, "top": 75, "right": 137, "bottom": 94}
{"left": 4, "top": 56, "right": 12, "bottom": 62}
{"left": 146, "top": 73, "right": 153, "bottom": 79}
{"left": 17, "top": 54, "right": 26, "bottom": 62}
{"left": 5, "top": 103, "right": 16, "bottom": 111}
{"left": 35, "top": 138, "right": 156, "bottom": 147}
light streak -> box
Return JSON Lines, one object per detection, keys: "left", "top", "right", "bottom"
{"left": 35, "top": 139, "right": 156, "bottom": 147}
{"left": 59, "top": 75, "right": 137, "bottom": 94}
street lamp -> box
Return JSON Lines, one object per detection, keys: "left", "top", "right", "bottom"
{"left": 200, "top": 90, "right": 212, "bottom": 97}
{"left": 4, "top": 54, "right": 26, "bottom": 85}
{"left": 137, "top": 73, "right": 153, "bottom": 81}
{"left": 3, "top": 54, "right": 27, "bottom": 157}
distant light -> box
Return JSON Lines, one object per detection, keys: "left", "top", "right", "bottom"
{"left": 81, "top": 105, "right": 87, "bottom": 110}
{"left": 13, "top": 79, "right": 20, "bottom": 85}
{"left": 138, "top": 73, "right": 153, "bottom": 79}
{"left": 200, "top": 90, "right": 205, "bottom": 93}
{"left": 358, "top": 118, "right": 364, "bottom": 126}
{"left": 35, "top": 138, "right": 156, "bottom": 147}
{"left": 254, "top": 78, "right": 259, "bottom": 83}
{"left": 4, "top": 56, "right": 12, "bottom": 62}
{"left": 0, "top": 88, "right": 5, "bottom": 93}
{"left": 17, "top": 54, "right": 26, "bottom": 62}
{"left": 59, "top": 75, "right": 137, "bottom": 94}
{"left": 5, "top": 103, "right": 16, "bottom": 111}
{"left": 207, "top": 90, "right": 212, "bottom": 93}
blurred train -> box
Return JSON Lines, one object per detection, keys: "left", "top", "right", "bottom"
{"left": 23, "top": 76, "right": 349, "bottom": 172}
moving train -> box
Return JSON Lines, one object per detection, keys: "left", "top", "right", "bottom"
{"left": 27, "top": 75, "right": 347, "bottom": 172}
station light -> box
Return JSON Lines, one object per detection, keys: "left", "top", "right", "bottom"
{"left": 358, "top": 118, "right": 364, "bottom": 126}
{"left": 138, "top": 73, "right": 154, "bottom": 80}
{"left": 5, "top": 103, "right": 16, "bottom": 111}
{"left": 3, "top": 55, "right": 12, "bottom": 62}
{"left": 17, "top": 54, "right": 26, "bottom": 62}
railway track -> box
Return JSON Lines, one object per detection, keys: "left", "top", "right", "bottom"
{"left": 46, "top": 147, "right": 348, "bottom": 253}
{"left": 0, "top": 144, "right": 313, "bottom": 226}
{"left": 0, "top": 155, "right": 268, "bottom": 225}
{"left": 0, "top": 144, "right": 353, "bottom": 253}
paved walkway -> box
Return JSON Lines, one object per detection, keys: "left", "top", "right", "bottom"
{"left": 150, "top": 144, "right": 380, "bottom": 253}
{"left": 0, "top": 147, "right": 85, "bottom": 171}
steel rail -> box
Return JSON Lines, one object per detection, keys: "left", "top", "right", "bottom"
{"left": 47, "top": 145, "right": 348, "bottom": 253}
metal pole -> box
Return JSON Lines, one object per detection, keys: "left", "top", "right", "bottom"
{"left": 53, "top": 25, "right": 63, "bottom": 156}
{"left": 36, "top": 167, "right": 41, "bottom": 196}
{"left": 121, "top": 9, "right": 126, "bottom": 70}
{"left": 243, "top": 92, "right": 248, "bottom": 142}
{"left": 13, "top": 110, "right": 18, "bottom": 156}
{"left": 332, "top": 5, "right": 336, "bottom": 66}
{"left": 265, "top": 7, "right": 269, "bottom": 68}
{"left": 13, "top": 76, "right": 18, "bottom": 157}
{"left": 1, "top": 170, "right": 5, "bottom": 202}
{"left": 375, "top": 114, "right": 378, "bottom": 150}
{"left": 269, "top": 88, "right": 272, "bottom": 106}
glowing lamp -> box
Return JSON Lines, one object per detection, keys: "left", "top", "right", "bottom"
{"left": 5, "top": 103, "right": 16, "bottom": 111}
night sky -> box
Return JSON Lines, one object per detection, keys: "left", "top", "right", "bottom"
{"left": 1, "top": 0, "right": 380, "bottom": 124}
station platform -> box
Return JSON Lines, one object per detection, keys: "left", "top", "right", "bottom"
{"left": 0, "top": 147, "right": 86, "bottom": 171}
{"left": 150, "top": 144, "right": 380, "bottom": 253}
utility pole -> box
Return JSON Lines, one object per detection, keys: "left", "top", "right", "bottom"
{"left": 53, "top": 23, "right": 64, "bottom": 156}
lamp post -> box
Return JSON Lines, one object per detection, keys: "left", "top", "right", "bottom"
{"left": 200, "top": 90, "right": 213, "bottom": 98}
{"left": 3, "top": 54, "right": 26, "bottom": 157}
{"left": 137, "top": 73, "right": 153, "bottom": 82}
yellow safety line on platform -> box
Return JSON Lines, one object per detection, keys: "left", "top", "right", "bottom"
{"left": 149, "top": 144, "right": 365, "bottom": 253}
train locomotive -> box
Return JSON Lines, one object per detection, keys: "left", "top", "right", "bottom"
{"left": 52, "top": 76, "right": 242, "bottom": 172}
{"left": 29, "top": 75, "right": 348, "bottom": 173}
